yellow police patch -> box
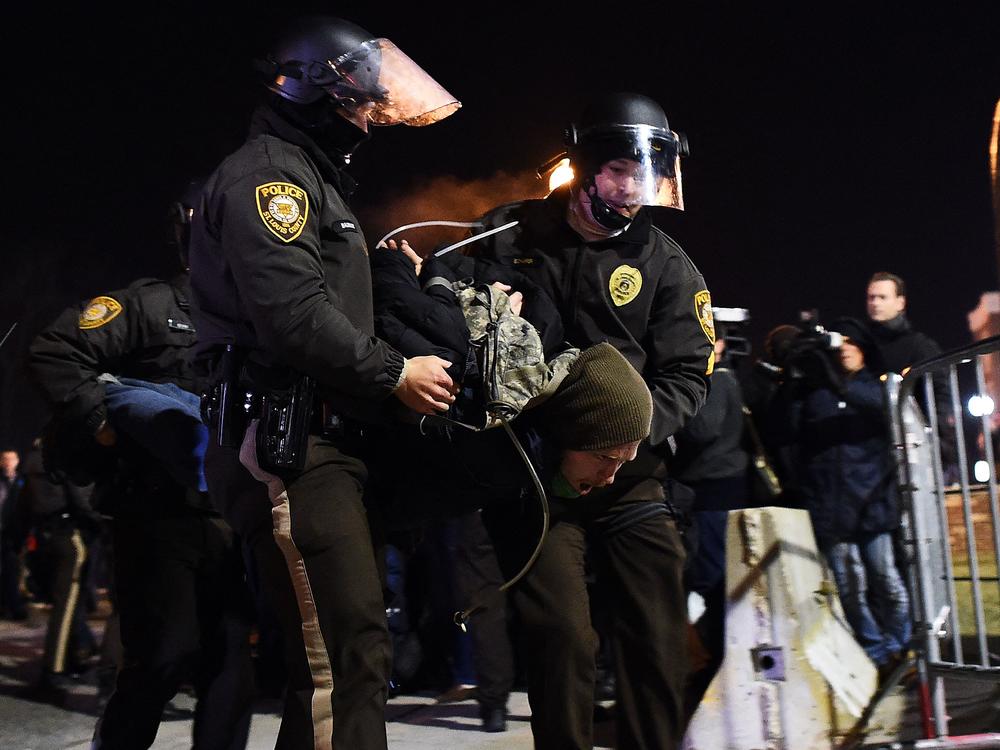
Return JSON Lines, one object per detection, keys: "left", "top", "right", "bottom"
{"left": 78, "top": 296, "right": 123, "bottom": 330}
{"left": 609, "top": 265, "right": 642, "bottom": 306}
{"left": 695, "top": 290, "right": 715, "bottom": 343}
{"left": 256, "top": 181, "right": 309, "bottom": 243}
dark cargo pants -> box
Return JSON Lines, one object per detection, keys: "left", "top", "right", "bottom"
{"left": 95, "top": 513, "right": 254, "bottom": 750}
{"left": 487, "top": 482, "right": 688, "bottom": 750}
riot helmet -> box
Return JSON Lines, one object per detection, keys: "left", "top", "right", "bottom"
{"left": 566, "top": 92, "right": 687, "bottom": 230}
{"left": 258, "top": 16, "right": 460, "bottom": 133}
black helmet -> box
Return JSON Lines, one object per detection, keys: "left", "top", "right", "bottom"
{"left": 258, "top": 16, "right": 460, "bottom": 131}
{"left": 565, "top": 92, "right": 687, "bottom": 229}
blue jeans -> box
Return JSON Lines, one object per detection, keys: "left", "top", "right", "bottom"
{"left": 824, "top": 532, "right": 912, "bottom": 665}
{"left": 103, "top": 377, "right": 208, "bottom": 492}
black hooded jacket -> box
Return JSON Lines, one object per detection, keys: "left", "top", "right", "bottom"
{"left": 369, "top": 248, "right": 568, "bottom": 383}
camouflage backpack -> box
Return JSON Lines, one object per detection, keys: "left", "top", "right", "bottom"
{"left": 451, "top": 280, "right": 579, "bottom": 428}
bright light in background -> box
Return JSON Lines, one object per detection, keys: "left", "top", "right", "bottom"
{"left": 974, "top": 460, "right": 991, "bottom": 483}
{"left": 687, "top": 591, "right": 706, "bottom": 624}
{"left": 968, "top": 394, "right": 995, "bottom": 417}
{"left": 547, "top": 158, "right": 575, "bottom": 192}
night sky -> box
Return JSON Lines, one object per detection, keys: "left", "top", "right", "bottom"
{"left": 3, "top": 3, "right": 999, "bottom": 451}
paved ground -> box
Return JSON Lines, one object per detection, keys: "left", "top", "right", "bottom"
{"left": 0, "top": 603, "right": 612, "bottom": 749}
{"left": 3, "top": 603, "right": 997, "bottom": 749}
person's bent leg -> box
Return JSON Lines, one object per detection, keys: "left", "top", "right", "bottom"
{"left": 600, "top": 504, "right": 688, "bottom": 750}
{"left": 191, "top": 517, "right": 255, "bottom": 750}
{"left": 490, "top": 509, "right": 595, "bottom": 749}
{"left": 95, "top": 517, "right": 202, "bottom": 749}
{"left": 454, "top": 510, "right": 514, "bottom": 721}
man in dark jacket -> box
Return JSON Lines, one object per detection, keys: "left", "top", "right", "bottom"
{"left": 780, "top": 330, "right": 911, "bottom": 676}
{"left": 865, "top": 271, "right": 943, "bottom": 371}
{"left": 462, "top": 92, "right": 713, "bottom": 749}
{"left": 29, "top": 250, "right": 255, "bottom": 744}
{"left": 865, "top": 271, "right": 957, "bottom": 476}
{"left": 187, "top": 15, "right": 460, "bottom": 749}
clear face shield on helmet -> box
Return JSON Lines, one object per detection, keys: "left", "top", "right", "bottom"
{"left": 575, "top": 124, "right": 685, "bottom": 213}
{"left": 303, "top": 38, "right": 461, "bottom": 131}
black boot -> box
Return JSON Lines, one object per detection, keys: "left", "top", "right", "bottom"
{"left": 480, "top": 704, "right": 507, "bottom": 732}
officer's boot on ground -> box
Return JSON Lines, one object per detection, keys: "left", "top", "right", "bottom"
{"left": 480, "top": 702, "right": 507, "bottom": 732}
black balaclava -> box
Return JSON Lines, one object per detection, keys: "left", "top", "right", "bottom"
{"left": 268, "top": 92, "right": 371, "bottom": 164}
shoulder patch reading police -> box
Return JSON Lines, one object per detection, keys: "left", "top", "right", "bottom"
{"left": 79, "top": 296, "right": 123, "bottom": 330}
{"left": 609, "top": 265, "right": 643, "bottom": 307}
{"left": 256, "top": 182, "right": 309, "bottom": 243}
{"left": 694, "top": 290, "right": 715, "bottom": 343}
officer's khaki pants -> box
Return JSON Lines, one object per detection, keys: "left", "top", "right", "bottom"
{"left": 206, "top": 427, "right": 390, "bottom": 750}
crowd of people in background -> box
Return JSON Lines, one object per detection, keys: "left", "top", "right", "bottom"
{"left": 0, "top": 12, "right": 964, "bottom": 750}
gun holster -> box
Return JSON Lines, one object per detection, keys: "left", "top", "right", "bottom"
{"left": 201, "top": 346, "right": 314, "bottom": 473}
{"left": 254, "top": 373, "right": 315, "bottom": 474}
{"left": 201, "top": 345, "right": 251, "bottom": 450}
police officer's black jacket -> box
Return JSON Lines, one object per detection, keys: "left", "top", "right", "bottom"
{"left": 189, "top": 104, "right": 404, "bottom": 422}
{"left": 30, "top": 277, "right": 198, "bottom": 433}
{"left": 28, "top": 275, "right": 209, "bottom": 513}
{"left": 673, "top": 365, "right": 750, "bottom": 485}
{"left": 467, "top": 188, "right": 714, "bottom": 452}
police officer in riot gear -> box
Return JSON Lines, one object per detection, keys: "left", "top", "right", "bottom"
{"left": 188, "top": 15, "right": 460, "bottom": 749}
{"left": 564, "top": 92, "right": 687, "bottom": 234}
{"left": 467, "top": 92, "right": 713, "bottom": 749}
{"left": 29, "top": 185, "right": 255, "bottom": 749}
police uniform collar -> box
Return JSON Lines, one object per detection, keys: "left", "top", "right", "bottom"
{"left": 250, "top": 104, "right": 358, "bottom": 198}
{"left": 607, "top": 209, "right": 651, "bottom": 245}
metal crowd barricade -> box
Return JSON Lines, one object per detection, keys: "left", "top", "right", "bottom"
{"left": 884, "top": 334, "right": 1000, "bottom": 746}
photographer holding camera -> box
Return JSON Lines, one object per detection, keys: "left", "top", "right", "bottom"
{"left": 771, "top": 318, "right": 911, "bottom": 680}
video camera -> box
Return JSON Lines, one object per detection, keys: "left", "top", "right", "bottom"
{"left": 758, "top": 309, "right": 845, "bottom": 384}
{"left": 789, "top": 308, "right": 844, "bottom": 355}
{"left": 712, "top": 306, "right": 752, "bottom": 358}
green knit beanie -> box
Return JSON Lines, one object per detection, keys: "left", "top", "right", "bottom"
{"left": 542, "top": 342, "right": 653, "bottom": 450}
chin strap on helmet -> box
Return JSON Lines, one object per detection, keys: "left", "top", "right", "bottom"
{"left": 582, "top": 175, "right": 632, "bottom": 231}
